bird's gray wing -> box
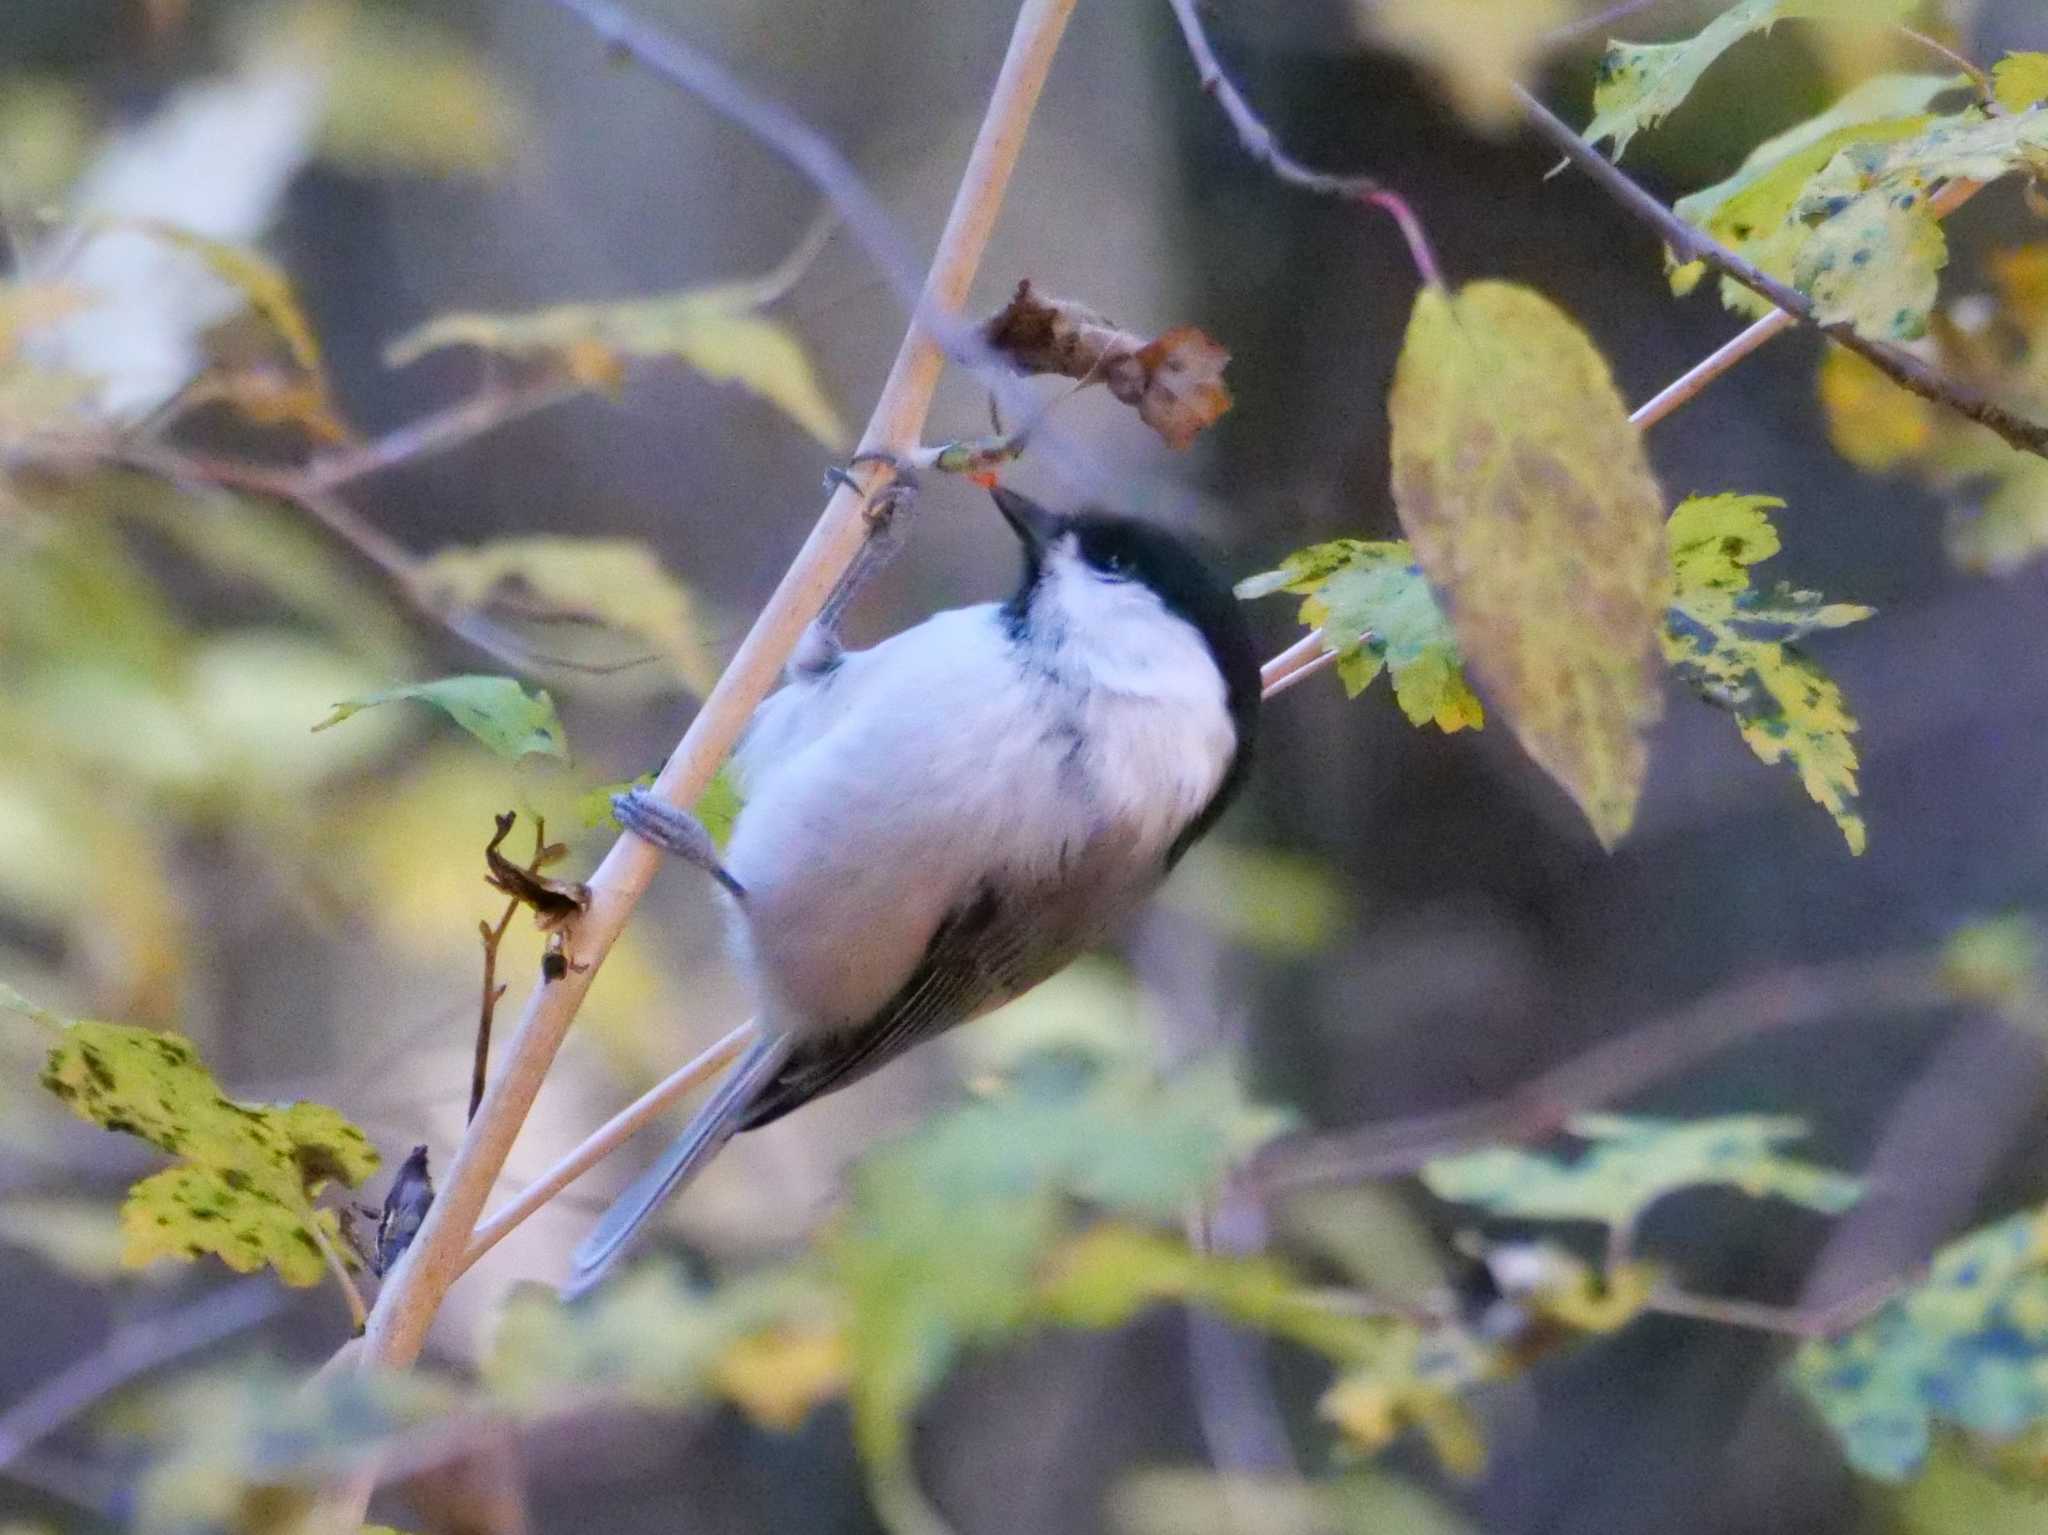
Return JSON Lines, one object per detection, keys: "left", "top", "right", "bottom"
{"left": 739, "top": 883, "right": 1059, "bottom": 1130}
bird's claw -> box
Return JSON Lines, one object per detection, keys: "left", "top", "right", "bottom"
{"left": 613, "top": 787, "right": 746, "bottom": 901}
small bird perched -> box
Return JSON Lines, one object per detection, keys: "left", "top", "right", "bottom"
{"left": 568, "top": 483, "right": 1259, "bottom": 1293}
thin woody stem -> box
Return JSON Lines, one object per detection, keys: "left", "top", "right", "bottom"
{"left": 1165, "top": 0, "right": 1444, "bottom": 287}
{"left": 1517, "top": 86, "right": 2048, "bottom": 459}
{"left": 339, "top": 0, "right": 1080, "bottom": 1428}
{"left": 1629, "top": 178, "right": 1986, "bottom": 429}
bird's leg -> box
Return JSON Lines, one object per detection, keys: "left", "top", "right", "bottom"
{"left": 802, "top": 450, "right": 919, "bottom": 677}
{"left": 613, "top": 787, "right": 747, "bottom": 901}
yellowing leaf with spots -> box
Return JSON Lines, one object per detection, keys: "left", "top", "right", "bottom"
{"left": 1669, "top": 72, "right": 1958, "bottom": 315}
{"left": 1585, "top": 0, "right": 1916, "bottom": 161}
{"left": 417, "top": 537, "right": 719, "bottom": 698}
{"left": 28, "top": 1005, "right": 377, "bottom": 1286}
{"left": 1387, "top": 281, "right": 1668, "bottom": 848}
{"left": 1236, "top": 540, "right": 1483, "bottom": 731}
{"left": 1663, "top": 493, "right": 1872, "bottom": 852}
{"left": 385, "top": 224, "right": 845, "bottom": 447}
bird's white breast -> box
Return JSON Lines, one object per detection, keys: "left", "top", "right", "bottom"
{"left": 722, "top": 576, "right": 1236, "bottom": 1037}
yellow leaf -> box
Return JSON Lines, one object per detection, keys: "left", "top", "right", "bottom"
{"left": 1816, "top": 347, "right": 1936, "bottom": 471}
{"left": 1363, "top": 0, "right": 1569, "bottom": 132}
{"left": 384, "top": 228, "right": 847, "bottom": 448}
{"left": 1663, "top": 494, "right": 1873, "bottom": 852}
{"left": 711, "top": 1325, "right": 850, "bottom": 1432}
{"left": 1669, "top": 73, "right": 1956, "bottom": 316}
{"left": 1994, "top": 53, "right": 2048, "bottom": 115}
{"left": 35, "top": 1008, "right": 378, "bottom": 1286}
{"left": 112, "top": 219, "right": 352, "bottom": 440}
{"left": 1387, "top": 281, "right": 1668, "bottom": 848}
{"left": 416, "top": 536, "right": 720, "bottom": 697}
{"left": 1794, "top": 183, "right": 1948, "bottom": 341}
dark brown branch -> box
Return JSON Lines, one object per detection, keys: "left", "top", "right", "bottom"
{"left": 1248, "top": 952, "right": 1948, "bottom": 1192}
{"left": 1165, "top": 0, "right": 1444, "bottom": 287}
{"left": 1515, "top": 85, "right": 2048, "bottom": 463}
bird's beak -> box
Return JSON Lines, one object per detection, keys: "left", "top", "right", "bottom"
{"left": 990, "top": 485, "right": 1061, "bottom": 553}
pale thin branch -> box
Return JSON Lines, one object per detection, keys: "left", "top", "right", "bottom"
{"left": 337, "top": 0, "right": 1080, "bottom": 1465}
{"left": 459, "top": 1020, "right": 756, "bottom": 1273}
{"left": 1517, "top": 86, "right": 2048, "bottom": 460}
{"left": 1165, "top": 0, "right": 1444, "bottom": 287}
{"left": 1262, "top": 644, "right": 1340, "bottom": 698}
{"left": 1250, "top": 951, "right": 1947, "bottom": 1191}
{"left": 1644, "top": 1272, "right": 1903, "bottom": 1339}
{"left": 0, "top": 1280, "right": 285, "bottom": 1470}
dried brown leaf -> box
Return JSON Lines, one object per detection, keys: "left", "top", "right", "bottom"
{"left": 981, "top": 280, "right": 1232, "bottom": 449}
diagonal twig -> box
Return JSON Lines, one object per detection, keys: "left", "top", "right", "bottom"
{"left": 1249, "top": 951, "right": 1947, "bottom": 1191}
{"left": 1516, "top": 85, "right": 2048, "bottom": 461}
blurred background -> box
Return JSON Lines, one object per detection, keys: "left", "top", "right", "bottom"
{"left": 5, "top": 0, "right": 2048, "bottom": 1531}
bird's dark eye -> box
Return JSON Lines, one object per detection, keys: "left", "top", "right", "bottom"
{"left": 1085, "top": 543, "right": 1131, "bottom": 580}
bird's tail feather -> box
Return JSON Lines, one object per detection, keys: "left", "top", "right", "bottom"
{"left": 564, "top": 1032, "right": 795, "bottom": 1297}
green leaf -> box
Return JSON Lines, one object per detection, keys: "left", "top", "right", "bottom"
{"left": 1790, "top": 1210, "right": 2048, "bottom": 1480}
{"left": 37, "top": 1011, "right": 377, "bottom": 1285}
{"left": 1994, "top": 53, "right": 2048, "bottom": 115}
{"left": 1388, "top": 281, "right": 1668, "bottom": 846}
{"left": 416, "top": 536, "right": 719, "bottom": 697}
{"left": 832, "top": 1045, "right": 1291, "bottom": 1499}
{"left": 1941, "top": 914, "right": 2042, "bottom": 1010}
{"left": 1158, "top": 842, "right": 1346, "bottom": 955}
{"left": 385, "top": 228, "right": 847, "bottom": 447}
{"left": 1585, "top": 0, "right": 1916, "bottom": 161}
{"left": 1669, "top": 73, "right": 1958, "bottom": 314}
{"left": 485, "top": 1264, "right": 839, "bottom": 1426}
{"left": 131, "top": 1366, "right": 459, "bottom": 1535}
{"left": 1423, "top": 1114, "right": 1863, "bottom": 1232}
{"left": 312, "top": 675, "right": 568, "bottom": 761}
{"left": 576, "top": 764, "right": 743, "bottom": 850}
{"left": 1663, "top": 493, "right": 1873, "bottom": 852}
{"left": 1238, "top": 540, "right": 1484, "bottom": 730}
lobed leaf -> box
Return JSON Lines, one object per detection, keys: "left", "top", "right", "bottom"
{"left": 1669, "top": 73, "right": 1958, "bottom": 323}
{"left": 1387, "top": 281, "right": 1668, "bottom": 847}
{"left": 1237, "top": 540, "right": 1482, "bottom": 730}
{"left": 36, "top": 1010, "right": 377, "bottom": 1286}
{"left": 1664, "top": 493, "right": 1872, "bottom": 852}
{"left": 1585, "top": 0, "right": 1915, "bottom": 161}
{"left": 1791, "top": 1209, "right": 2048, "bottom": 1479}
{"left": 1423, "top": 1113, "right": 1863, "bottom": 1232}
{"left": 312, "top": 675, "right": 568, "bottom": 762}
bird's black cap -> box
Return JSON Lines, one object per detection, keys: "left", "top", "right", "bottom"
{"left": 992, "top": 485, "right": 1260, "bottom": 856}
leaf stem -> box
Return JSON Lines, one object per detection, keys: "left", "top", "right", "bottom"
{"left": 1165, "top": 0, "right": 1445, "bottom": 288}
{"left": 335, "top": 0, "right": 1079, "bottom": 1455}
{"left": 1514, "top": 86, "right": 2048, "bottom": 460}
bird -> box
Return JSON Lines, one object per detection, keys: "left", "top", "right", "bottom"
{"left": 567, "top": 482, "right": 1260, "bottom": 1294}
